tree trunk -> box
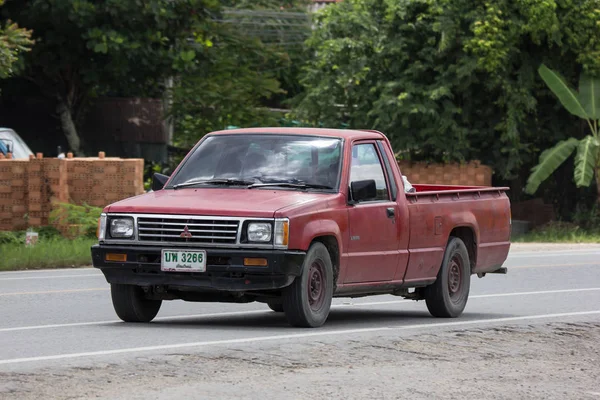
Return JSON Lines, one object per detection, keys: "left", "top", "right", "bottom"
{"left": 162, "top": 76, "right": 174, "bottom": 146}
{"left": 57, "top": 99, "right": 84, "bottom": 156}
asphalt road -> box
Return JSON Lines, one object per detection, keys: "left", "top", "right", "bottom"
{"left": 1, "top": 243, "right": 600, "bottom": 376}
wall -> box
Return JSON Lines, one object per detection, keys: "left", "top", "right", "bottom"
{"left": 1, "top": 155, "right": 493, "bottom": 231}
{"left": 398, "top": 160, "right": 492, "bottom": 186}
{"left": 0, "top": 153, "right": 144, "bottom": 231}
{"left": 510, "top": 198, "right": 556, "bottom": 228}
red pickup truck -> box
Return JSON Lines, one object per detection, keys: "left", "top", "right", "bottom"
{"left": 92, "top": 128, "right": 511, "bottom": 328}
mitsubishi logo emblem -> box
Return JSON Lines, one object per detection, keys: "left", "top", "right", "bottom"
{"left": 180, "top": 225, "right": 193, "bottom": 239}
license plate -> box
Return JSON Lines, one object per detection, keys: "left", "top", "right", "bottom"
{"left": 161, "top": 249, "right": 206, "bottom": 272}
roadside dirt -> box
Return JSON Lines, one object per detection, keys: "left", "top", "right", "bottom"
{"left": 1, "top": 321, "right": 599, "bottom": 400}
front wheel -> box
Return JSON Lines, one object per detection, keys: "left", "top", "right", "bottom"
{"left": 424, "top": 237, "right": 471, "bottom": 318}
{"left": 282, "top": 242, "right": 334, "bottom": 328}
{"left": 111, "top": 284, "right": 162, "bottom": 322}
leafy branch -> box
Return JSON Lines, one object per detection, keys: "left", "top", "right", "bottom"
{"left": 525, "top": 64, "right": 600, "bottom": 198}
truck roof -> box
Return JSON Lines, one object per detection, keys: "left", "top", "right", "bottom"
{"left": 207, "top": 127, "right": 386, "bottom": 141}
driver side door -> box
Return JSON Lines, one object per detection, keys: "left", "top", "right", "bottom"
{"left": 344, "top": 142, "right": 401, "bottom": 283}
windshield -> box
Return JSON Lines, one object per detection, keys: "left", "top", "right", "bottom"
{"left": 168, "top": 134, "right": 343, "bottom": 190}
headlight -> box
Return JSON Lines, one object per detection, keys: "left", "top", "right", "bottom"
{"left": 109, "top": 218, "right": 134, "bottom": 238}
{"left": 274, "top": 219, "right": 289, "bottom": 247}
{"left": 247, "top": 222, "right": 272, "bottom": 242}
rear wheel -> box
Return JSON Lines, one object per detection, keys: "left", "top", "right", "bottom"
{"left": 282, "top": 242, "right": 333, "bottom": 328}
{"left": 111, "top": 284, "right": 162, "bottom": 322}
{"left": 425, "top": 237, "right": 470, "bottom": 318}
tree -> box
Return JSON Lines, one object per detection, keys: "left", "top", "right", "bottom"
{"left": 169, "top": 0, "right": 312, "bottom": 148}
{"left": 0, "top": 0, "right": 32, "bottom": 81}
{"left": 1, "top": 0, "right": 217, "bottom": 155}
{"left": 293, "top": 0, "right": 600, "bottom": 185}
{"left": 169, "top": 28, "right": 284, "bottom": 148}
{"left": 525, "top": 65, "right": 600, "bottom": 203}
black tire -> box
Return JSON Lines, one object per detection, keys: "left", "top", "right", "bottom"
{"left": 282, "top": 242, "right": 334, "bottom": 328}
{"left": 267, "top": 302, "right": 284, "bottom": 312}
{"left": 110, "top": 284, "right": 162, "bottom": 323}
{"left": 425, "top": 237, "right": 471, "bottom": 318}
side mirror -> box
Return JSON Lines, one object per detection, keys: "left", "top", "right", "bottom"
{"left": 350, "top": 179, "right": 377, "bottom": 203}
{"left": 152, "top": 173, "right": 170, "bottom": 191}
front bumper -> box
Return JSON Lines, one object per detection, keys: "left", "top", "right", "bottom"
{"left": 91, "top": 244, "right": 305, "bottom": 292}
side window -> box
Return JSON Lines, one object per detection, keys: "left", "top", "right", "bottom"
{"left": 350, "top": 143, "right": 389, "bottom": 201}
{"left": 376, "top": 141, "right": 397, "bottom": 200}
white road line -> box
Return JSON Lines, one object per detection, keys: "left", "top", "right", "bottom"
{"left": 470, "top": 287, "right": 600, "bottom": 298}
{"left": 0, "top": 310, "right": 269, "bottom": 333}
{"left": 1, "top": 310, "right": 599, "bottom": 365}
{"left": 0, "top": 288, "right": 108, "bottom": 297}
{"left": 0, "top": 267, "right": 95, "bottom": 275}
{"left": 0, "top": 274, "right": 103, "bottom": 281}
{"left": 508, "top": 250, "right": 600, "bottom": 258}
{"left": 1, "top": 287, "right": 599, "bottom": 333}
{"left": 507, "top": 262, "right": 600, "bottom": 269}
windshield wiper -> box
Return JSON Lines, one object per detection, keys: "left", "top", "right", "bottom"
{"left": 248, "top": 182, "right": 333, "bottom": 190}
{"left": 173, "top": 178, "right": 255, "bottom": 189}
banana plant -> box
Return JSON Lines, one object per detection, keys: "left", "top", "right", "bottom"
{"left": 525, "top": 65, "right": 600, "bottom": 199}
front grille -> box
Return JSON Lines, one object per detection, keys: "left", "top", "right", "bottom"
{"left": 137, "top": 217, "right": 240, "bottom": 245}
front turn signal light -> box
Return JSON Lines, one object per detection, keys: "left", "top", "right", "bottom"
{"left": 274, "top": 219, "right": 289, "bottom": 247}
{"left": 244, "top": 258, "right": 268, "bottom": 267}
{"left": 106, "top": 253, "right": 127, "bottom": 262}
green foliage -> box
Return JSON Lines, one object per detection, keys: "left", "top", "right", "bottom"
{"left": 525, "top": 138, "right": 579, "bottom": 194}
{"left": 49, "top": 202, "right": 103, "bottom": 238}
{"left": 574, "top": 135, "right": 598, "bottom": 187}
{"left": 3, "top": 0, "right": 216, "bottom": 95}
{"left": 513, "top": 220, "right": 600, "bottom": 243}
{"left": 0, "top": 230, "right": 21, "bottom": 244}
{"left": 294, "top": 0, "right": 600, "bottom": 182}
{"left": 1, "top": 0, "right": 217, "bottom": 153}
{"left": 169, "top": 31, "right": 283, "bottom": 147}
{"left": 538, "top": 64, "right": 588, "bottom": 120}
{"left": 579, "top": 74, "right": 600, "bottom": 120}
{"left": 0, "top": 226, "right": 62, "bottom": 245}
{"left": 143, "top": 161, "right": 172, "bottom": 191}
{"left": 525, "top": 65, "right": 600, "bottom": 197}
{"left": 0, "top": 0, "right": 32, "bottom": 81}
{"left": 170, "top": 0, "right": 311, "bottom": 148}
{"left": 573, "top": 203, "right": 600, "bottom": 230}
{"left": 0, "top": 237, "right": 96, "bottom": 270}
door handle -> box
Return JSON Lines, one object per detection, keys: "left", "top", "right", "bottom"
{"left": 386, "top": 208, "right": 395, "bottom": 218}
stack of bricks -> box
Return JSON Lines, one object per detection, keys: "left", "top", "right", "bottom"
{"left": 67, "top": 152, "right": 144, "bottom": 208}
{"left": 398, "top": 160, "right": 492, "bottom": 186}
{"left": 0, "top": 156, "right": 29, "bottom": 231}
{"left": 28, "top": 154, "right": 69, "bottom": 226}
{"left": 0, "top": 152, "right": 144, "bottom": 231}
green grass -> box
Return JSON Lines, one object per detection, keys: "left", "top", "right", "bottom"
{"left": 512, "top": 226, "right": 600, "bottom": 243}
{"left": 0, "top": 237, "right": 97, "bottom": 271}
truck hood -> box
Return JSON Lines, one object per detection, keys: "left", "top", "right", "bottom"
{"left": 105, "top": 188, "right": 331, "bottom": 218}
